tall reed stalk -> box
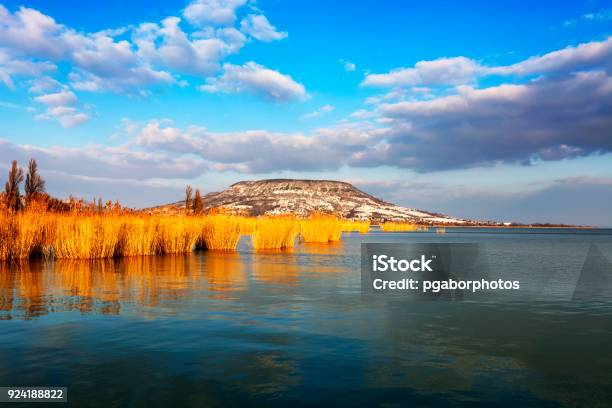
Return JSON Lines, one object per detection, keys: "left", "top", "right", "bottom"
{"left": 252, "top": 217, "right": 298, "bottom": 250}
{"left": 53, "top": 214, "right": 122, "bottom": 259}
{"left": 0, "top": 209, "right": 362, "bottom": 260}
{"left": 299, "top": 213, "right": 344, "bottom": 243}
{"left": 0, "top": 211, "right": 46, "bottom": 261}
{"left": 156, "top": 216, "right": 201, "bottom": 254}
{"left": 199, "top": 215, "right": 243, "bottom": 251}
{"left": 342, "top": 220, "right": 370, "bottom": 233}
{"left": 380, "top": 222, "right": 418, "bottom": 232}
{"left": 117, "top": 216, "right": 159, "bottom": 256}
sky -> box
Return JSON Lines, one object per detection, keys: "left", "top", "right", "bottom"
{"left": 0, "top": 0, "right": 611, "bottom": 226}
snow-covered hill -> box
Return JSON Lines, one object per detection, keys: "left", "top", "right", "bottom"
{"left": 150, "top": 179, "right": 467, "bottom": 224}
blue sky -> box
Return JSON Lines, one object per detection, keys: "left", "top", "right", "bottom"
{"left": 1, "top": 0, "right": 611, "bottom": 225}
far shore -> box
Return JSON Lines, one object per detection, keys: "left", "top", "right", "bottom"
{"left": 371, "top": 224, "right": 597, "bottom": 229}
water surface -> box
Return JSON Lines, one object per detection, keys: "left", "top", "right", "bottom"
{"left": 1, "top": 229, "right": 611, "bottom": 407}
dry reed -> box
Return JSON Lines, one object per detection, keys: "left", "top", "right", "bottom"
{"left": 117, "top": 216, "right": 159, "bottom": 256}
{"left": 342, "top": 220, "right": 370, "bottom": 234}
{"left": 156, "top": 216, "right": 201, "bottom": 254}
{"left": 252, "top": 217, "right": 298, "bottom": 250}
{"left": 0, "top": 211, "right": 47, "bottom": 261}
{"left": 1, "top": 208, "right": 364, "bottom": 260}
{"left": 380, "top": 222, "right": 418, "bottom": 232}
{"left": 52, "top": 214, "right": 122, "bottom": 259}
{"left": 299, "top": 213, "right": 344, "bottom": 243}
{"left": 199, "top": 214, "right": 243, "bottom": 251}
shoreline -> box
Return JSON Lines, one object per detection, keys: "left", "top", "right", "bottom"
{"left": 370, "top": 224, "right": 598, "bottom": 229}
{"left": 436, "top": 224, "right": 597, "bottom": 229}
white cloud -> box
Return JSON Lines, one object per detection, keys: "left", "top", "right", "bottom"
{"left": 34, "top": 108, "right": 90, "bottom": 128}
{"left": 32, "top": 88, "right": 90, "bottom": 128}
{"left": 135, "top": 119, "right": 207, "bottom": 150}
{"left": 0, "top": 5, "right": 175, "bottom": 94}
{"left": 354, "top": 37, "right": 612, "bottom": 171}
{"left": 0, "top": 49, "right": 56, "bottom": 89}
{"left": 200, "top": 61, "right": 307, "bottom": 101}
{"left": 362, "top": 56, "right": 480, "bottom": 87}
{"left": 363, "top": 37, "right": 612, "bottom": 88}
{"left": 302, "top": 104, "right": 334, "bottom": 119}
{"left": 349, "top": 109, "right": 376, "bottom": 119}
{"left": 0, "top": 2, "right": 286, "bottom": 97}
{"left": 364, "top": 87, "right": 429, "bottom": 105}
{"left": 582, "top": 10, "right": 612, "bottom": 21}
{"left": 216, "top": 27, "right": 247, "bottom": 52}
{"left": 130, "top": 119, "right": 386, "bottom": 173}
{"left": 0, "top": 1, "right": 296, "bottom": 128}
{"left": 370, "top": 70, "right": 612, "bottom": 170}
{"left": 486, "top": 36, "right": 612, "bottom": 76}
{"left": 133, "top": 16, "right": 235, "bottom": 77}
{"left": 28, "top": 76, "right": 62, "bottom": 93}
{"left": 34, "top": 89, "right": 77, "bottom": 106}
{"left": 240, "top": 14, "right": 287, "bottom": 42}
{"left": 0, "top": 138, "right": 206, "bottom": 181}
{"left": 340, "top": 60, "right": 357, "bottom": 72}
{"left": 133, "top": 37, "right": 612, "bottom": 174}
{"left": 183, "top": 0, "right": 247, "bottom": 26}
{"left": 0, "top": 5, "right": 67, "bottom": 59}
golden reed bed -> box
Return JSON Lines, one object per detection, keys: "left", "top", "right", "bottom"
{"left": 0, "top": 211, "right": 372, "bottom": 261}
{"left": 379, "top": 222, "right": 420, "bottom": 232}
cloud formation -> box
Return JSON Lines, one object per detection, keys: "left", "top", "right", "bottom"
{"left": 131, "top": 119, "right": 385, "bottom": 173}
{"left": 30, "top": 81, "right": 90, "bottom": 128}
{"left": 107, "top": 34, "right": 612, "bottom": 175}
{"left": 1, "top": 4, "right": 611, "bottom": 214}
{"left": 4, "top": 35, "right": 611, "bottom": 173}
{"left": 183, "top": 0, "right": 247, "bottom": 26}
{"left": 356, "top": 37, "right": 612, "bottom": 171}
{"left": 362, "top": 37, "right": 612, "bottom": 87}
{"left": 302, "top": 104, "right": 335, "bottom": 119}
{"left": 486, "top": 36, "right": 612, "bottom": 76}
{"left": 0, "top": 49, "right": 56, "bottom": 89}
{"left": 240, "top": 14, "right": 287, "bottom": 41}
{"left": 0, "top": 2, "right": 300, "bottom": 125}
{"left": 0, "top": 138, "right": 206, "bottom": 181}
{"left": 363, "top": 56, "right": 480, "bottom": 87}
{"left": 0, "top": 5, "right": 175, "bottom": 93}
{"left": 343, "top": 60, "right": 356, "bottom": 72}
{"left": 0, "top": 3, "right": 291, "bottom": 89}
{"left": 369, "top": 72, "right": 612, "bottom": 171}
{"left": 200, "top": 62, "right": 307, "bottom": 101}
{"left": 132, "top": 16, "right": 240, "bottom": 77}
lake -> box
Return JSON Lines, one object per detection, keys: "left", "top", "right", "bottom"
{"left": 1, "top": 228, "right": 611, "bottom": 407}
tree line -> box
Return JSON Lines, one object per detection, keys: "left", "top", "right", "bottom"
{"left": 1, "top": 159, "right": 122, "bottom": 213}
{"left": 184, "top": 185, "right": 204, "bottom": 214}
{"left": 2, "top": 159, "right": 205, "bottom": 214}
{"left": 2, "top": 159, "right": 46, "bottom": 211}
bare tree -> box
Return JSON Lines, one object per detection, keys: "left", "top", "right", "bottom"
{"left": 4, "top": 160, "right": 24, "bottom": 211}
{"left": 193, "top": 189, "right": 204, "bottom": 214}
{"left": 24, "top": 158, "right": 46, "bottom": 207}
{"left": 185, "top": 185, "right": 193, "bottom": 213}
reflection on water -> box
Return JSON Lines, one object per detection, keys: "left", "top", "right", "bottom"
{"left": 203, "top": 252, "right": 248, "bottom": 297}
{"left": 1, "top": 256, "right": 204, "bottom": 318}
{"left": 252, "top": 253, "right": 300, "bottom": 286}
{"left": 0, "top": 229, "right": 611, "bottom": 407}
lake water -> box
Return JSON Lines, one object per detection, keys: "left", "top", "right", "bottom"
{"left": 1, "top": 228, "right": 612, "bottom": 407}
